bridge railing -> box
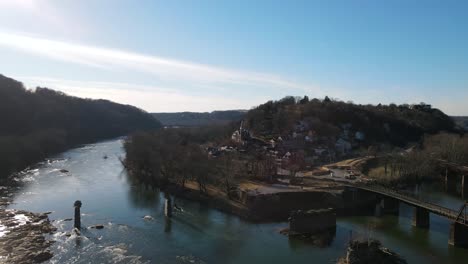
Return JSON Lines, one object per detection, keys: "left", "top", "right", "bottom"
{"left": 455, "top": 202, "right": 468, "bottom": 225}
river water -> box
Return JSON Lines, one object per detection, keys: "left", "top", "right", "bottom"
{"left": 5, "top": 139, "right": 468, "bottom": 263}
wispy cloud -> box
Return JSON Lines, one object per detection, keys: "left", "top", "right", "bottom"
{"left": 0, "top": 1, "right": 79, "bottom": 35}
{"left": 0, "top": 0, "right": 37, "bottom": 9}
{"left": 0, "top": 31, "right": 320, "bottom": 94}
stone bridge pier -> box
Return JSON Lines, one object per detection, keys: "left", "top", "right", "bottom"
{"left": 444, "top": 167, "right": 468, "bottom": 197}
{"left": 412, "top": 207, "right": 430, "bottom": 228}
{"left": 374, "top": 197, "right": 399, "bottom": 217}
{"left": 445, "top": 170, "right": 457, "bottom": 193}
{"left": 351, "top": 184, "right": 468, "bottom": 248}
{"left": 462, "top": 175, "right": 468, "bottom": 198}
{"left": 445, "top": 173, "right": 468, "bottom": 198}
{"left": 449, "top": 222, "right": 468, "bottom": 248}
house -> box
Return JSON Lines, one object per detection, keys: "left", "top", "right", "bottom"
{"left": 206, "top": 147, "right": 221, "bottom": 157}
{"left": 342, "top": 130, "right": 349, "bottom": 139}
{"left": 410, "top": 103, "right": 432, "bottom": 111}
{"left": 269, "top": 139, "right": 276, "bottom": 148}
{"left": 281, "top": 139, "right": 304, "bottom": 150}
{"left": 304, "top": 156, "right": 316, "bottom": 164}
{"left": 335, "top": 138, "right": 352, "bottom": 155}
{"left": 220, "top": 146, "right": 235, "bottom": 152}
{"left": 341, "top": 123, "right": 352, "bottom": 130}
{"left": 277, "top": 168, "right": 291, "bottom": 176}
{"left": 293, "top": 131, "right": 302, "bottom": 139}
{"left": 383, "top": 123, "right": 391, "bottom": 133}
{"left": 355, "top": 131, "right": 365, "bottom": 141}
{"left": 294, "top": 120, "right": 309, "bottom": 132}
{"left": 275, "top": 158, "right": 283, "bottom": 166}
{"left": 231, "top": 130, "right": 242, "bottom": 143}
{"left": 314, "top": 148, "right": 327, "bottom": 155}
{"left": 305, "top": 130, "right": 316, "bottom": 142}
{"left": 231, "top": 121, "right": 251, "bottom": 143}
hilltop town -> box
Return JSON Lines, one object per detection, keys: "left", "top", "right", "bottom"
{"left": 198, "top": 96, "right": 457, "bottom": 185}
{"left": 124, "top": 96, "right": 463, "bottom": 212}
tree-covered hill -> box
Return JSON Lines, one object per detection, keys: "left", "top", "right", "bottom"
{"left": 243, "top": 96, "right": 457, "bottom": 146}
{"left": 152, "top": 110, "right": 246, "bottom": 127}
{"left": 0, "top": 74, "right": 162, "bottom": 180}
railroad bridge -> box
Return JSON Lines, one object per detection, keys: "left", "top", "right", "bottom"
{"left": 346, "top": 184, "right": 468, "bottom": 248}
{"left": 436, "top": 159, "right": 468, "bottom": 197}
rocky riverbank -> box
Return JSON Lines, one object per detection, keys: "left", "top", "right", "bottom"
{"left": 337, "top": 240, "right": 407, "bottom": 264}
{"left": 0, "top": 194, "right": 56, "bottom": 263}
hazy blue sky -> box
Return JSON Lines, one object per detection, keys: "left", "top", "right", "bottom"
{"left": 1, "top": 0, "right": 467, "bottom": 114}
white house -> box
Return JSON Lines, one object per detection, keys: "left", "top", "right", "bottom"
{"left": 355, "top": 131, "right": 365, "bottom": 141}
{"left": 335, "top": 138, "right": 352, "bottom": 154}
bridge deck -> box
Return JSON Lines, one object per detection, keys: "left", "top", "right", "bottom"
{"left": 436, "top": 159, "right": 468, "bottom": 174}
{"left": 350, "top": 184, "right": 467, "bottom": 226}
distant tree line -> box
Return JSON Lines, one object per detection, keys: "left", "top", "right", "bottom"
{"left": 0, "top": 74, "right": 161, "bottom": 181}
{"left": 152, "top": 110, "right": 246, "bottom": 127}
{"left": 244, "top": 96, "right": 457, "bottom": 146}
{"left": 451, "top": 116, "right": 468, "bottom": 131}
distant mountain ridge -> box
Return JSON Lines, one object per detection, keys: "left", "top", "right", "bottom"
{"left": 0, "top": 74, "right": 161, "bottom": 179}
{"left": 452, "top": 116, "right": 468, "bottom": 131}
{"left": 153, "top": 110, "right": 246, "bottom": 127}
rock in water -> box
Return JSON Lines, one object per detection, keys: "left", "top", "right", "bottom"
{"left": 143, "top": 215, "right": 154, "bottom": 221}
{"left": 33, "top": 251, "right": 53, "bottom": 262}
{"left": 288, "top": 208, "right": 336, "bottom": 235}
{"left": 338, "top": 239, "right": 407, "bottom": 264}
{"left": 174, "top": 204, "right": 183, "bottom": 212}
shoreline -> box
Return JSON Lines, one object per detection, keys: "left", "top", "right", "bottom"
{"left": 160, "top": 180, "right": 364, "bottom": 223}
{"left": 126, "top": 162, "right": 381, "bottom": 223}
{"left": 165, "top": 183, "right": 256, "bottom": 221}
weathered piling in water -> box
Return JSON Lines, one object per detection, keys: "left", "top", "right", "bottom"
{"left": 164, "top": 195, "right": 173, "bottom": 218}
{"left": 462, "top": 175, "right": 468, "bottom": 199}
{"left": 74, "top": 200, "right": 82, "bottom": 229}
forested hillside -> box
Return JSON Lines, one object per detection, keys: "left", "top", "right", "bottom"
{"left": 244, "top": 96, "right": 457, "bottom": 146}
{"left": 153, "top": 110, "right": 245, "bottom": 127}
{"left": 0, "top": 74, "right": 161, "bottom": 180}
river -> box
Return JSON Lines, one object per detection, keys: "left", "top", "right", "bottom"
{"left": 5, "top": 139, "right": 468, "bottom": 263}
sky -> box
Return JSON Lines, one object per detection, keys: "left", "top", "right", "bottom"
{"left": 0, "top": 0, "right": 467, "bottom": 115}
